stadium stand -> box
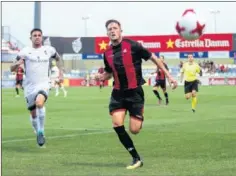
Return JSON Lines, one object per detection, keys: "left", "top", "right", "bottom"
{"left": 1, "top": 26, "right": 236, "bottom": 84}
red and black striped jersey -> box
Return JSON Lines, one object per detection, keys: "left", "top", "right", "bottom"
{"left": 103, "top": 39, "right": 152, "bottom": 90}
{"left": 156, "top": 63, "right": 169, "bottom": 80}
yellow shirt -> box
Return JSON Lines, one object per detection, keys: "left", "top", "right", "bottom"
{"left": 181, "top": 62, "right": 200, "bottom": 82}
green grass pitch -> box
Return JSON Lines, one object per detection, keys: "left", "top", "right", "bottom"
{"left": 2, "top": 86, "right": 236, "bottom": 176}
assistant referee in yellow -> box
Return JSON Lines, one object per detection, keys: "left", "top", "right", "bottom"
{"left": 180, "top": 53, "right": 202, "bottom": 112}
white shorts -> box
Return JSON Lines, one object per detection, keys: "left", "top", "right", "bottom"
{"left": 25, "top": 88, "right": 49, "bottom": 111}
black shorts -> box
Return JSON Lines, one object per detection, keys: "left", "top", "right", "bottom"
{"left": 109, "top": 86, "right": 145, "bottom": 121}
{"left": 184, "top": 80, "right": 199, "bottom": 94}
{"left": 154, "top": 80, "right": 166, "bottom": 89}
{"left": 16, "top": 80, "right": 23, "bottom": 86}
{"left": 55, "top": 80, "right": 61, "bottom": 84}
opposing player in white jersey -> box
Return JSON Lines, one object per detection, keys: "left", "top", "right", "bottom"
{"left": 50, "top": 60, "right": 67, "bottom": 97}
{"left": 10, "top": 28, "right": 64, "bottom": 147}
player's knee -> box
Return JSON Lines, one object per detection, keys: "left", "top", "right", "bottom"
{"left": 185, "top": 95, "right": 191, "bottom": 99}
{"left": 192, "top": 91, "right": 197, "bottom": 97}
{"left": 112, "top": 117, "right": 125, "bottom": 127}
{"left": 129, "top": 117, "right": 143, "bottom": 135}
{"left": 129, "top": 126, "right": 141, "bottom": 135}
{"left": 35, "top": 100, "right": 44, "bottom": 108}
{"left": 112, "top": 122, "right": 123, "bottom": 127}
{"left": 35, "top": 95, "right": 45, "bottom": 108}
{"left": 111, "top": 110, "right": 126, "bottom": 127}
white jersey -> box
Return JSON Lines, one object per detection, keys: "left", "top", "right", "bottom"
{"left": 17, "top": 45, "right": 57, "bottom": 96}
{"left": 50, "top": 66, "right": 60, "bottom": 79}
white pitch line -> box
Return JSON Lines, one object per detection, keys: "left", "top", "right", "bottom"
{"left": 2, "top": 130, "right": 113, "bottom": 144}
{"left": 49, "top": 128, "right": 112, "bottom": 131}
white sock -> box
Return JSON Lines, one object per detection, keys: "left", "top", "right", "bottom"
{"left": 55, "top": 85, "right": 59, "bottom": 95}
{"left": 36, "top": 107, "right": 46, "bottom": 133}
{"left": 30, "top": 116, "right": 39, "bottom": 133}
{"left": 60, "top": 86, "right": 66, "bottom": 93}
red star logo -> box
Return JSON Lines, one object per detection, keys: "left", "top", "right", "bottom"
{"left": 175, "top": 22, "right": 185, "bottom": 34}
{"left": 182, "top": 9, "right": 195, "bottom": 16}
{"left": 191, "top": 21, "right": 205, "bottom": 36}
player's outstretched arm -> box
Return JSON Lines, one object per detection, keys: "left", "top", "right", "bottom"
{"left": 150, "top": 53, "right": 177, "bottom": 89}
{"left": 96, "top": 53, "right": 113, "bottom": 81}
{"left": 54, "top": 53, "right": 64, "bottom": 81}
{"left": 180, "top": 65, "right": 185, "bottom": 83}
{"left": 94, "top": 72, "right": 112, "bottom": 81}
{"left": 102, "top": 72, "right": 112, "bottom": 80}
{"left": 150, "top": 54, "right": 171, "bottom": 77}
{"left": 180, "top": 72, "right": 184, "bottom": 83}
{"left": 196, "top": 64, "right": 202, "bottom": 76}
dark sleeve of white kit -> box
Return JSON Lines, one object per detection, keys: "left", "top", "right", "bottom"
{"left": 51, "top": 47, "right": 57, "bottom": 58}
{"left": 103, "top": 53, "right": 113, "bottom": 73}
{"left": 15, "top": 55, "right": 21, "bottom": 61}
{"left": 165, "top": 63, "right": 169, "bottom": 71}
{"left": 133, "top": 41, "right": 152, "bottom": 61}
{"left": 15, "top": 48, "right": 25, "bottom": 61}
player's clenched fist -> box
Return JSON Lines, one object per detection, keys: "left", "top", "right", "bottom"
{"left": 94, "top": 73, "right": 104, "bottom": 81}
{"left": 170, "top": 79, "right": 178, "bottom": 89}
{"left": 16, "top": 58, "right": 24, "bottom": 65}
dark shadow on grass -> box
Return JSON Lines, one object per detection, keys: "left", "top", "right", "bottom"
{"left": 62, "top": 161, "right": 125, "bottom": 168}
{"left": 2, "top": 145, "right": 37, "bottom": 153}
{"left": 144, "top": 104, "right": 162, "bottom": 108}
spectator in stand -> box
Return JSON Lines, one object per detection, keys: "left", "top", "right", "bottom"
{"left": 224, "top": 65, "right": 228, "bottom": 72}
{"left": 179, "top": 60, "right": 218, "bottom": 75}
{"left": 220, "top": 64, "right": 225, "bottom": 73}
{"left": 211, "top": 62, "right": 216, "bottom": 73}
{"left": 202, "top": 60, "right": 206, "bottom": 68}
{"left": 179, "top": 61, "right": 183, "bottom": 69}
{"left": 197, "top": 60, "right": 216, "bottom": 74}
{"left": 198, "top": 61, "right": 202, "bottom": 68}
{"left": 234, "top": 52, "right": 236, "bottom": 64}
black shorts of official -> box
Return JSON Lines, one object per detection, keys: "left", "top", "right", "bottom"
{"left": 154, "top": 80, "right": 166, "bottom": 89}
{"left": 109, "top": 86, "right": 145, "bottom": 121}
{"left": 16, "top": 80, "right": 23, "bottom": 86}
{"left": 184, "top": 80, "right": 199, "bottom": 94}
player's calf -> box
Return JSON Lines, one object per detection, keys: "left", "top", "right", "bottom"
{"left": 30, "top": 109, "right": 39, "bottom": 133}
{"left": 113, "top": 125, "right": 141, "bottom": 161}
{"left": 55, "top": 84, "right": 59, "bottom": 96}
{"left": 99, "top": 81, "right": 103, "bottom": 89}
{"left": 35, "top": 94, "right": 46, "bottom": 108}
{"left": 112, "top": 111, "right": 141, "bottom": 166}
{"left": 35, "top": 92, "right": 47, "bottom": 146}
{"left": 15, "top": 84, "right": 20, "bottom": 97}
{"left": 163, "top": 89, "right": 169, "bottom": 105}
{"left": 59, "top": 83, "right": 67, "bottom": 97}
{"left": 153, "top": 88, "right": 162, "bottom": 100}
{"left": 15, "top": 87, "right": 19, "bottom": 95}
{"left": 191, "top": 91, "right": 197, "bottom": 112}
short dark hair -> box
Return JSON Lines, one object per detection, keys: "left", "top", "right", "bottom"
{"left": 30, "top": 28, "right": 43, "bottom": 35}
{"left": 105, "top": 19, "right": 121, "bottom": 28}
